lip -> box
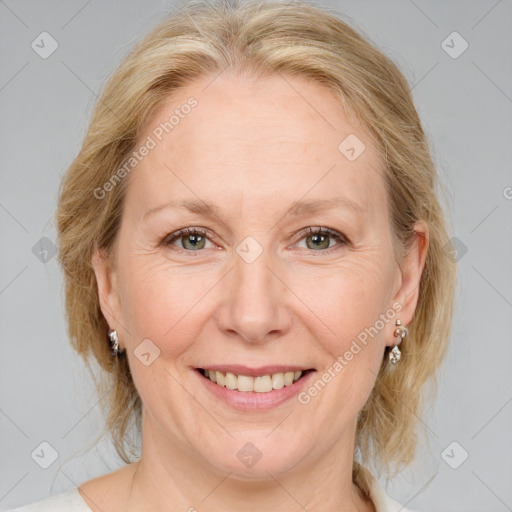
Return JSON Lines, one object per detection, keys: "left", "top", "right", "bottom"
{"left": 194, "top": 367, "right": 317, "bottom": 411}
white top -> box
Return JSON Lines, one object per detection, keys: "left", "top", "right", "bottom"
{"left": 7, "top": 472, "right": 420, "bottom": 512}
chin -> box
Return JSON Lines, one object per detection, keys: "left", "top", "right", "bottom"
{"left": 201, "top": 436, "right": 306, "bottom": 480}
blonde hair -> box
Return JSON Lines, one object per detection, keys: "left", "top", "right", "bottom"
{"left": 55, "top": 0, "right": 457, "bottom": 495}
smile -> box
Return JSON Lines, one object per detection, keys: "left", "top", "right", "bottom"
{"left": 198, "top": 368, "right": 314, "bottom": 393}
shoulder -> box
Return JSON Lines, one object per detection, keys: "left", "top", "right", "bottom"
{"left": 6, "top": 463, "right": 135, "bottom": 512}
{"left": 76, "top": 462, "right": 138, "bottom": 510}
{"left": 365, "top": 469, "right": 423, "bottom": 512}
{"left": 6, "top": 487, "right": 90, "bottom": 512}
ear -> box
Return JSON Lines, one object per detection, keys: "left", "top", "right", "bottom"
{"left": 388, "top": 220, "right": 429, "bottom": 346}
{"left": 91, "top": 247, "right": 124, "bottom": 347}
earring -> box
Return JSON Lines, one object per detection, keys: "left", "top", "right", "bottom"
{"left": 108, "top": 329, "right": 124, "bottom": 356}
{"left": 389, "top": 319, "right": 408, "bottom": 364}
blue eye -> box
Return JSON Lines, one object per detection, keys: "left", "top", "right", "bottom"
{"left": 163, "top": 226, "right": 348, "bottom": 254}
{"left": 295, "top": 227, "right": 348, "bottom": 252}
{"left": 164, "top": 228, "right": 213, "bottom": 251}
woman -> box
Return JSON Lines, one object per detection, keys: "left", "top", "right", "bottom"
{"left": 10, "top": 0, "right": 456, "bottom": 510}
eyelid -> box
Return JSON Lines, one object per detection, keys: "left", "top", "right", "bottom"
{"left": 290, "top": 226, "right": 349, "bottom": 251}
{"left": 293, "top": 226, "right": 348, "bottom": 243}
{"left": 163, "top": 226, "right": 349, "bottom": 252}
{"left": 163, "top": 227, "right": 214, "bottom": 247}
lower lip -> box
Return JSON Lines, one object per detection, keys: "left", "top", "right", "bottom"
{"left": 194, "top": 369, "right": 317, "bottom": 410}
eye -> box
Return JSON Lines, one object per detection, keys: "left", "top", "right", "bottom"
{"left": 162, "top": 226, "right": 348, "bottom": 254}
{"left": 163, "top": 228, "right": 215, "bottom": 251}
{"left": 294, "top": 227, "right": 348, "bottom": 252}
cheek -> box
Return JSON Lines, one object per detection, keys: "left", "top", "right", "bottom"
{"left": 117, "top": 260, "right": 210, "bottom": 411}
{"left": 118, "top": 258, "right": 207, "bottom": 351}
{"left": 297, "top": 263, "right": 391, "bottom": 425}
{"left": 294, "top": 253, "right": 394, "bottom": 347}
{"left": 304, "top": 257, "right": 394, "bottom": 414}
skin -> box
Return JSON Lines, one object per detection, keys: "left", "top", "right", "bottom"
{"left": 83, "top": 70, "right": 428, "bottom": 512}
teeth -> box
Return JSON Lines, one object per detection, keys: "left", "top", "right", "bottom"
{"left": 215, "top": 371, "right": 225, "bottom": 387}
{"left": 202, "top": 369, "right": 304, "bottom": 393}
{"left": 225, "top": 372, "right": 237, "bottom": 390}
{"left": 272, "top": 373, "right": 284, "bottom": 390}
{"left": 238, "top": 375, "right": 254, "bottom": 392}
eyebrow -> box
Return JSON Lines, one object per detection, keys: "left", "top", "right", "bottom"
{"left": 143, "top": 199, "right": 229, "bottom": 223}
{"left": 142, "top": 196, "right": 366, "bottom": 223}
{"left": 288, "top": 197, "right": 366, "bottom": 216}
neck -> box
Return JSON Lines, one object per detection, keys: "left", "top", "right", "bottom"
{"left": 125, "top": 411, "right": 375, "bottom": 512}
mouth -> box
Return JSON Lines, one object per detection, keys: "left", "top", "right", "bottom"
{"left": 195, "top": 367, "right": 316, "bottom": 393}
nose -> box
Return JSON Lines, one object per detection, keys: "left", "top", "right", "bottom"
{"left": 216, "top": 244, "right": 293, "bottom": 344}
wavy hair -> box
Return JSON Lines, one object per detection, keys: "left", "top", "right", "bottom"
{"left": 55, "top": 0, "right": 457, "bottom": 495}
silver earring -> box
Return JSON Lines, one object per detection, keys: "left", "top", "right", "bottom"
{"left": 389, "top": 319, "right": 408, "bottom": 364}
{"left": 108, "top": 329, "right": 123, "bottom": 356}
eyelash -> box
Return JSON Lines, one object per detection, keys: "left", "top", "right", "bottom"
{"left": 162, "top": 226, "right": 348, "bottom": 254}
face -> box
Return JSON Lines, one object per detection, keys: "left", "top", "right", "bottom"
{"left": 93, "top": 71, "right": 427, "bottom": 479}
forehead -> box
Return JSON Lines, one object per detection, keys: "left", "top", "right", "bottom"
{"left": 124, "top": 72, "right": 386, "bottom": 222}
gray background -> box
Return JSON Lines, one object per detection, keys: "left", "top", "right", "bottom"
{"left": 1, "top": 0, "right": 511, "bottom": 510}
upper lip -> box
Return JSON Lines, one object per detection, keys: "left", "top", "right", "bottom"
{"left": 196, "top": 364, "right": 315, "bottom": 377}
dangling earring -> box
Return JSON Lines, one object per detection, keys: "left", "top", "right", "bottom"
{"left": 108, "top": 329, "right": 124, "bottom": 356}
{"left": 389, "top": 319, "right": 408, "bottom": 364}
